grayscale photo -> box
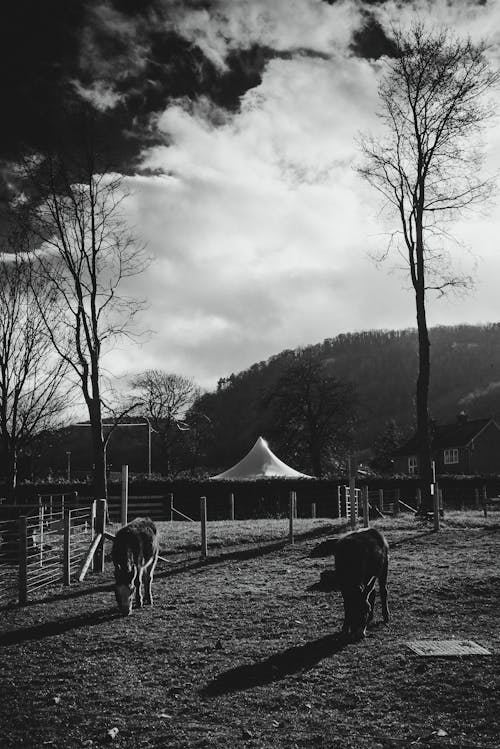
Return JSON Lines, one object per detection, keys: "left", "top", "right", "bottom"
{"left": 0, "top": 1, "right": 499, "bottom": 747}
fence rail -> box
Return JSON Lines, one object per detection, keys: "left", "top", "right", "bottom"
{"left": 1, "top": 502, "right": 93, "bottom": 608}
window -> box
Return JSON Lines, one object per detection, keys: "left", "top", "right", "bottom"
{"left": 408, "top": 455, "right": 418, "bottom": 474}
{"left": 444, "top": 448, "right": 459, "bottom": 465}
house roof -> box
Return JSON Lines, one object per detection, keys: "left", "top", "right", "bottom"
{"left": 397, "top": 417, "right": 495, "bottom": 456}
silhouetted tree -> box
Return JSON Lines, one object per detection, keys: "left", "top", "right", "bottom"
{"left": 23, "top": 140, "right": 148, "bottom": 499}
{"left": 0, "top": 253, "right": 69, "bottom": 496}
{"left": 264, "top": 350, "right": 357, "bottom": 477}
{"left": 371, "top": 420, "right": 405, "bottom": 474}
{"left": 129, "top": 370, "right": 199, "bottom": 475}
{"left": 359, "top": 24, "right": 499, "bottom": 509}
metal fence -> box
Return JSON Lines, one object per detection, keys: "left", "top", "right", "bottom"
{"left": 0, "top": 501, "right": 93, "bottom": 607}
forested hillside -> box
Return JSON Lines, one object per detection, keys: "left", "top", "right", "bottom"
{"left": 10, "top": 323, "right": 500, "bottom": 481}
{"left": 195, "top": 324, "right": 500, "bottom": 472}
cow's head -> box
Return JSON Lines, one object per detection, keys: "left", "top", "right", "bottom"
{"left": 344, "top": 586, "right": 372, "bottom": 640}
{"left": 114, "top": 567, "right": 136, "bottom": 616}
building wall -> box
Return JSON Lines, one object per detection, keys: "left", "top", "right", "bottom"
{"left": 395, "top": 421, "right": 500, "bottom": 475}
{"left": 469, "top": 422, "right": 500, "bottom": 474}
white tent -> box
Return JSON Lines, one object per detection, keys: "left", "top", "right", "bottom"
{"left": 211, "top": 436, "right": 314, "bottom": 480}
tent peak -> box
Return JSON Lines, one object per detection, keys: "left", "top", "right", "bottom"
{"left": 211, "top": 436, "right": 314, "bottom": 480}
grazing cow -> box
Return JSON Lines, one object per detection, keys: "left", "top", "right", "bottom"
{"left": 320, "top": 528, "right": 389, "bottom": 640}
{"left": 112, "top": 518, "right": 159, "bottom": 616}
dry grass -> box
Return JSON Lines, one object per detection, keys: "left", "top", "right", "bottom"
{"left": 0, "top": 512, "right": 499, "bottom": 748}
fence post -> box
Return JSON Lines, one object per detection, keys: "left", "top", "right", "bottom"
{"left": 229, "top": 492, "right": 235, "bottom": 521}
{"left": 362, "top": 486, "right": 369, "bottom": 528}
{"left": 416, "top": 488, "right": 422, "bottom": 510}
{"left": 433, "top": 484, "right": 440, "bottom": 531}
{"left": 474, "top": 487, "right": 480, "bottom": 510}
{"left": 93, "top": 499, "right": 107, "bottom": 573}
{"left": 482, "top": 485, "right": 488, "bottom": 517}
{"left": 393, "top": 488, "right": 400, "bottom": 518}
{"left": 18, "top": 516, "right": 28, "bottom": 606}
{"left": 63, "top": 509, "right": 71, "bottom": 586}
{"left": 121, "top": 465, "right": 128, "bottom": 526}
{"left": 169, "top": 493, "right": 174, "bottom": 522}
{"left": 289, "top": 491, "right": 294, "bottom": 545}
{"left": 200, "top": 496, "right": 208, "bottom": 558}
{"left": 39, "top": 503, "right": 44, "bottom": 568}
{"left": 349, "top": 481, "right": 357, "bottom": 531}
{"left": 311, "top": 502, "right": 316, "bottom": 519}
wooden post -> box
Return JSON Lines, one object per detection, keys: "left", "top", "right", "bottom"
{"left": 200, "top": 496, "right": 208, "bottom": 558}
{"left": 311, "top": 502, "right": 316, "bottom": 519}
{"left": 78, "top": 534, "right": 103, "bottom": 581}
{"left": 474, "top": 487, "right": 480, "bottom": 510}
{"left": 433, "top": 484, "right": 440, "bottom": 531}
{"left": 39, "top": 504, "right": 44, "bottom": 568}
{"left": 378, "top": 489, "right": 384, "bottom": 512}
{"left": 416, "top": 488, "right": 422, "bottom": 510}
{"left": 229, "top": 492, "right": 235, "bottom": 521}
{"left": 362, "top": 486, "right": 369, "bottom": 528}
{"left": 121, "top": 465, "right": 128, "bottom": 526}
{"left": 18, "top": 516, "right": 28, "bottom": 606}
{"left": 63, "top": 509, "right": 71, "bottom": 586}
{"left": 393, "top": 488, "right": 400, "bottom": 518}
{"left": 289, "top": 491, "right": 294, "bottom": 545}
{"left": 439, "top": 487, "right": 444, "bottom": 516}
{"left": 93, "top": 499, "right": 106, "bottom": 573}
{"left": 349, "top": 479, "right": 357, "bottom": 530}
{"left": 169, "top": 493, "right": 174, "bottom": 522}
{"left": 482, "top": 485, "right": 488, "bottom": 518}
{"left": 294, "top": 491, "right": 298, "bottom": 519}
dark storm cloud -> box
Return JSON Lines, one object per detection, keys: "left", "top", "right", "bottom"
{"left": 350, "top": 12, "right": 398, "bottom": 59}
{"left": 1, "top": 0, "right": 327, "bottom": 173}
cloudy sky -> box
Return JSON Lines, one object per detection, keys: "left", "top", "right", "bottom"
{"left": 3, "top": 0, "right": 500, "bottom": 390}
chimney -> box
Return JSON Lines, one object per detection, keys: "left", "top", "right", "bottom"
{"left": 457, "top": 411, "right": 468, "bottom": 424}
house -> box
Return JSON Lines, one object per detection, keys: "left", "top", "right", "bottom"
{"left": 394, "top": 413, "right": 500, "bottom": 475}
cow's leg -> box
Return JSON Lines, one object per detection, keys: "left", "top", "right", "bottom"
{"left": 135, "top": 567, "right": 144, "bottom": 608}
{"left": 379, "top": 558, "right": 389, "bottom": 623}
{"left": 365, "top": 576, "right": 377, "bottom": 625}
{"left": 341, "top": 593, "right": 350, "bottom": 635}
{"left": 144, "top": 554, "right": 158, "bottom": 606}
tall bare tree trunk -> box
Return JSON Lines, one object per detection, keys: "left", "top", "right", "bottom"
{"left": 89, "top": 399, "right": 107, "bottom": 500}
{"left": 415, "top": 285, "right": 433, "bottom": 512}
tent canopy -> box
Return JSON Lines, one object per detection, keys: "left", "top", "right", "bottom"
{"left": 211, "top": 436, "right": 314, "bottom": 480}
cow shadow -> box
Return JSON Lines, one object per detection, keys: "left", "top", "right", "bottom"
{"left": 0, "top": 608, "right": 120, "bottom": 647}
{"left": 202, "top": 633, "right": 348, "bottom": 696}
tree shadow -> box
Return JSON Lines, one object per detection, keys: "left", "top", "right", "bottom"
{"left": 0, "top": 607, "right": 119, "bottom": 646}
{"left": 201, "top": 633, "right": 348, "bottom": 696}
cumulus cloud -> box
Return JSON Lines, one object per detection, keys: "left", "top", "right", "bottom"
{"left": 4, "top": 0, "right": 500, "bottom": 390}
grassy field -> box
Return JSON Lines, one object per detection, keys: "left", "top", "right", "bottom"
{"left": 0, "top": 513, "right": 499, "bottom": 748}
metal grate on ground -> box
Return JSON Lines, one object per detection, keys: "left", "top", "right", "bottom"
{"left": 406, "top": 640, "right": 491, "bottom": 656}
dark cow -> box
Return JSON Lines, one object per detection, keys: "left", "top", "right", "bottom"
{"left": 112, "top": 518, "right": 159, "bottom": 616}
{"left": 320, "top": 528, "right": 389, "bottom": 640}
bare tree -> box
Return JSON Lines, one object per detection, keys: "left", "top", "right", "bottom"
{"left": 0, "top": 253, "right": 69, "bottom": 497}
{"left": 130, "top": 370, "right": 199, "bottom": 475}
{"left": 358, "top": 24, "right": 499, "bottom": 510}
{"left": 23, "top": 148, "right": 148, "bottom": 499}
{"left": 264, "top": 350, "right": 357, "bottom": 477}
